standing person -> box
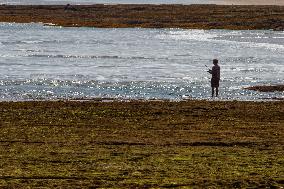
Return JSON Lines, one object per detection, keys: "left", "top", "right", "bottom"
{"left": 208, "top": 59, "right": 220, "bottom": 97}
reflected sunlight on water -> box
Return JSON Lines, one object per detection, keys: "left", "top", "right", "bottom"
{"left": 0, "top": 23, "right": 283, "bottom": 101}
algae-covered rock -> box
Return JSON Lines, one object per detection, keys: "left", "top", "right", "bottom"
{"left": 245, "top": 85, "right": 284, "bottom": 92}
{"left": 0, "top": 4, "right": 283, "bottom": 30}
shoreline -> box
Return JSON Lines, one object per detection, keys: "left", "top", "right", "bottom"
{"left": 0, "top": 4, "right": 283, "bottom": 30}
{"left": 1, "top": 95, "right": 284, "bottom": 102}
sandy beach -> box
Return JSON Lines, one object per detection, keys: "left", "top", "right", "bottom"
{"left": 0, "top": 100, "right": 283, "bottom": 188}
{"left": 0, "top": 4, "right": 283, "bottom": 30}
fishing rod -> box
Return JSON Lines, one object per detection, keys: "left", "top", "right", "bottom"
{"left": 205, "top": 65, "right": 211, "bottom": 73}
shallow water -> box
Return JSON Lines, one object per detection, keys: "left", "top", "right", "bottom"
{"left": 0, "top": 23, "right": 283, "bottom": 101}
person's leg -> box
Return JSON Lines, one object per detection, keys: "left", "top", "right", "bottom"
{"left": 212, "top": 87, "right": 214, "bottom": 97}
{"left": 216, "top": 87, "right": 219, "bottom": 97}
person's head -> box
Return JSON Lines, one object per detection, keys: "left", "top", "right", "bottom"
{"left": 213, "top": 59, "right": 218, "bottom": 65}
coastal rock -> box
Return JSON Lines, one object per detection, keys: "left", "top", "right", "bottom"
{"left": 0, "top": 4, "right": 283, "bottom": 30}
{"left": 245, "top": 85, "right": 284, "bottom": 92}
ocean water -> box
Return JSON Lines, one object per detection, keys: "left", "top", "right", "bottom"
{"left": 0, "top": 23, "right": 283, "bottom": 101}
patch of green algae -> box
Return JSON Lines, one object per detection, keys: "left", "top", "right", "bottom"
{"left": 0, "top": 100, "right": 283, "bottom": 188}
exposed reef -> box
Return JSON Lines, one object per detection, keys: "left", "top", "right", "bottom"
{"left": 0, "top": 4, "right": 283, "bottom": 30}
{"left": 245, "top": 85, "right": 284, "bottom": 92}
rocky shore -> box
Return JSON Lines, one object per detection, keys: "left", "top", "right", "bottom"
{"left": 0, "top": 100, "right": 283, "bottom": 188}
{"left": 0, "top": 4, "right": 283, "bottom": 30}
{"left": 245, "top": 85, "right": 284, "bottom": 92}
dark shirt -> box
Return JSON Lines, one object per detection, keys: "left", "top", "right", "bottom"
{"left": 211, "top": 65, "right": 220, "bottom": 80}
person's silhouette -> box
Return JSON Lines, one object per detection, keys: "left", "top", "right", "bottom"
{"left": 208, "top": 59, "right": 220, "bottom": 97}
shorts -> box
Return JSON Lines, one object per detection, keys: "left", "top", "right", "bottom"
{"left": 211, "top": 78, "right": 220, "bottom": 87}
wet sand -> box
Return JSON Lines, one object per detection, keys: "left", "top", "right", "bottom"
{"left": 0, "top": 4, "right": 283, "bottom": 30}
{"left": 0, "top": 100, "right": 283, "bottom": 188}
